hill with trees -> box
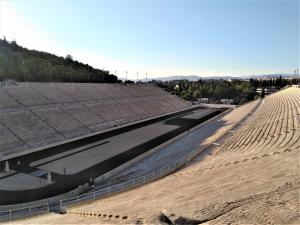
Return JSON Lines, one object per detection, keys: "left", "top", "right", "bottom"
{"left": 0, "top": 38, "right": 118, "bottom": 83}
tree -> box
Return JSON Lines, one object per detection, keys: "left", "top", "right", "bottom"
{"left": 65, "top": 54, "right": 73, "bottom": 62}
{"left": 11, "top": 38, "right": 17, "bottom": 46}
{"left": 193, "top": 89, "right": 201, "bottom": 99}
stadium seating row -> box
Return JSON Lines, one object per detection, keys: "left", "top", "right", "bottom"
{"left": 201, "top": 99, "right": 261, "bottom": 145}
{"left": 0, "top": 83, "right": 168, "bottom": 108}
{"left": 221, "top": 87, "right": 300, "bottom": 155}
{"left": 184, "top": 87, "right": 300, "bottom": 170}
{"left": 0, "top": 83, "right": 191, "bottom": 157}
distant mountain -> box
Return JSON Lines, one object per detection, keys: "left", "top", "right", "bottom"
{"left": 243, "top": 74, "right": 295, "bottom": 79}
{"left": 145, "top": 75, "right": 203, "bottom": 81}
{"left": 140, "top": 74, "right": 296, "bottom": 82}
{"left": 141, "top": 75, "right": 238, "bottom": 82}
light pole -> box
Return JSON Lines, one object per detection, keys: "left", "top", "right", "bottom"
{"left": 48, "top": 62, "right": 52, "bottom": 84}
{"left": 23, "top": 60, "right": 28, "bottom": 85}
{"left": 71, "top": 66, "right": 73, "bottom": 84}
{"left": 146, "top": 72, "right": 148, "bottom": 84}
{"left": 126, "top": 71, "right": 128, "bottom": 81}
{"left": 137, "top": 72, "right": 139, "bottom": 84}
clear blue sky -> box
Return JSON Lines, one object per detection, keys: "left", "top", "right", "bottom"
{"left": 1, "top": 0, "right": 299, "bottom": 79}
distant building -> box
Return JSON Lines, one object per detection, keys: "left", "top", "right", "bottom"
{"left": 256, "top": 87, "right": 278, "bottom": 94}
{"left": 198, "top": 98, "right": 209, "bottom": 103}
{"left": 220, "top": 99, "right": 234, "bottom": 105}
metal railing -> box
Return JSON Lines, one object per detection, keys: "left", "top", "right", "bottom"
{"left": 59, "top": 157, "right": 187, "bottom": 209}
{"left": 0, "top": 203, "right": 50, "bottom": 221}
{"left": 0, "top": 140, "right": 209, "bottom": 222}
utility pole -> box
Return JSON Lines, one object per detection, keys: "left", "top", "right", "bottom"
{"left": 126, "top": 71, "right": 128, "bottom": 81}
{"left": 137, "top": 72, "right": 139, "bottom": 83}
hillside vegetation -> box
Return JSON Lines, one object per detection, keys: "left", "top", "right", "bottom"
{"left": 0, "top": 38, "right": 118, "bottom": 83}
{"left": 157, "top": 77, "right": 299, "bottom": 104}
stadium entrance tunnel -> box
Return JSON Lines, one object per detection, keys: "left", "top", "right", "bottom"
{"left": 0, "top": 107, "right": 226, "bottom": 205}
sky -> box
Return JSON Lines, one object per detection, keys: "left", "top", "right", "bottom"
{"left": 0, "top": 0, "right": 299, "bottom": 79}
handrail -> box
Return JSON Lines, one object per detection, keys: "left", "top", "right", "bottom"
{"left": 0, "top": 143, "right": 207, "bottom": 222}
{"left": 0, "top": 202, "right": 49, "bottom": 221}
